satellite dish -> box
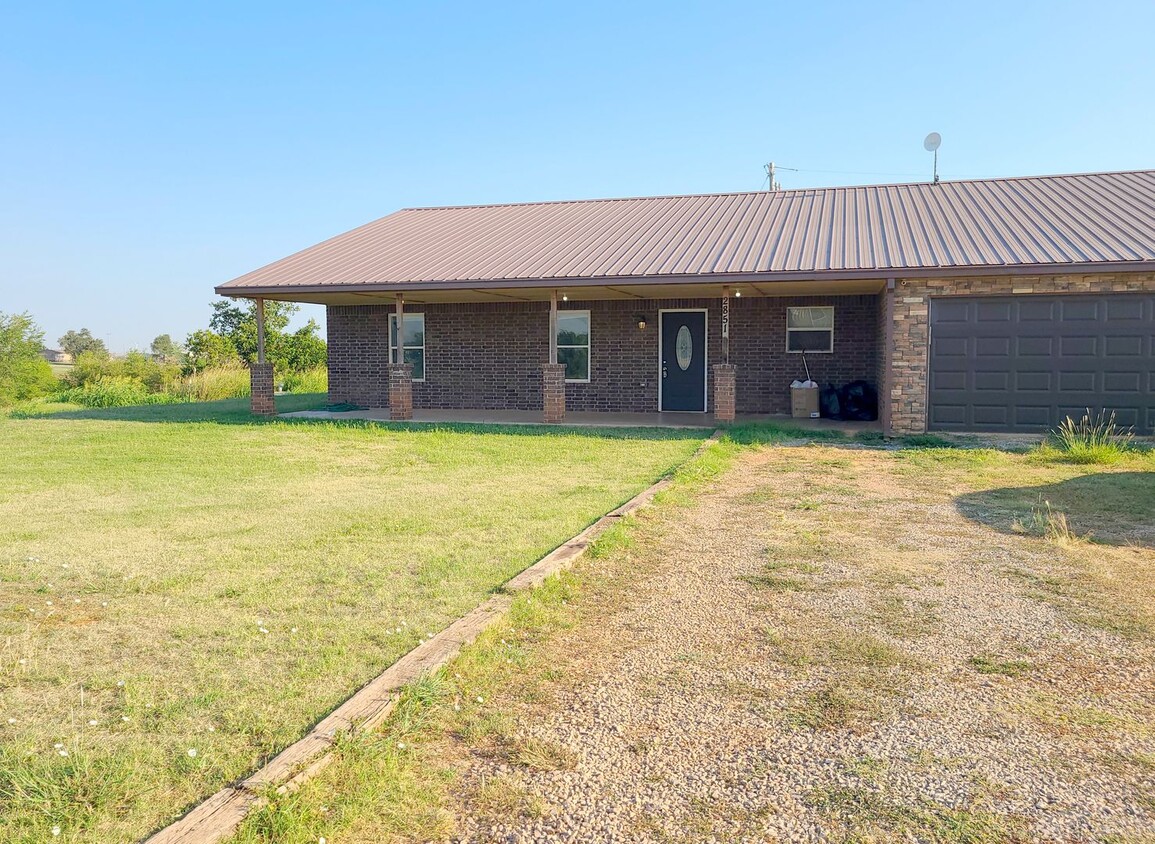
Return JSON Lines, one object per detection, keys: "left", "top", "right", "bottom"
{"left": 923, "top": 132, "right": 942, "bottom": 152}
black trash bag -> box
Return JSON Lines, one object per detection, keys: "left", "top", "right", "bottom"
{"left": 841, "top": 380, "right": 878, "bottom": 421}
{"left": 820, "top": 384, "right": 843, "bottom": 420}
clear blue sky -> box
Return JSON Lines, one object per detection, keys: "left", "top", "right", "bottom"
{"left": 2, "top": 0, "right": 1152, "bottom": 353}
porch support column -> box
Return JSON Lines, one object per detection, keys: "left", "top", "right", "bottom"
{"left": 712, "top": 286, "right": 735, "bottom": 422}
{"left": 543, "top": 289, "right": 566, "bottom": 423}
{"left": 250, "top": 297, "right": 276, "bottom": 416}
{"left": 389, "top": 293, "right": 413, "bottom": 421}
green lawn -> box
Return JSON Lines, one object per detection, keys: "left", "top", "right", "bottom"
{"left": 0, "top": 396, "right": 706, "bottom": 843}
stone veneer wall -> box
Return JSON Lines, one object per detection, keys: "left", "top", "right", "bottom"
{"left": 327, "top": 294, "right": 881, "bottom": 415}
{"left": 884, "top": 272, "right": 1155, "bottom": 434}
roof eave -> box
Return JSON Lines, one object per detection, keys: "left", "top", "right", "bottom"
{"left": 214, "top": 259, "right": 1154, "bottom": 299}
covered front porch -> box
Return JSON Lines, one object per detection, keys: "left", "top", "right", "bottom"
{"left": 243, "top": 276, "right": 889, "bottom": 430}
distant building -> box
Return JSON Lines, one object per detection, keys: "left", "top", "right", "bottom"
{"left": 41, "top": 348, "right": 74, "bottom": 364}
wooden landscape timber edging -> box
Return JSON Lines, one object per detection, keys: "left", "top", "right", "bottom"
{"left": 143, "top": 430, "right": 723, "bottom": 844}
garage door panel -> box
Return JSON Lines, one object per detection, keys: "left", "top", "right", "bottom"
{"left": 929, "top": 404, "right": 967, "bottom": 426}
{"left": 1058, "top": 371, "right": 1097, "bottom": 391}
{"left": 931, "top": 371, "right": 968, "bottom": 391}
{"left": 1104, "top": 371, "right": 1143, "bottom": 392}
{"left": 976, "top": 302, "right": 1013, "bottom": 322}
{"left": 1105, "top": 335, "right": 1144, "bottom": 356}
{"left": 1106, "top": 298, "right": 1147, "bottom": 320}
{"left": 1017, "top": 336, "right": 1053, "bottom": 355}
{"left": 1019, "top": 300, "right": 1057, "bottom": 320}
{"left": 1059, "top": 336, "right": 1098, "bottom": 356}
{"left": 935, "top": 336, "right": 969, "bottom": 357}
{"left": 975, "top": 337, "right": 1011, "bottom": 356}
{"left": 1015, "top": 371, "right": 1052, "bottom": 391}
{"left": 974, "top": 372, "right": 1010, "bottom": 391}
{"left": 929, "top": 293, "right": 1154, "bottom": 434}
{"left": 1014, "top": 406, "right": 1054, "bottom": 427}
{"left": 972, "top": 405, "right": 1010, "bottom": 425}
{"left": 1060, "top": 299, "right": 1101, "bottom": 320}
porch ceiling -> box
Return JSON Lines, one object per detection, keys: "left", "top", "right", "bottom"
{"left": 243, "top": 278, "right": 886, "bottom": 306}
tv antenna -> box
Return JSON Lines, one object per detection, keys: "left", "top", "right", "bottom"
{"left": 923, "top": 132, "right": 942, "bottom": 184}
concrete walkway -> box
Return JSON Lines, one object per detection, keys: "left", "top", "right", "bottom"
{"left": 281, "top": 407, "right": 881, "bottom": 434}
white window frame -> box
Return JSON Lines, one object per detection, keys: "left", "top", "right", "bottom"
{"left": 786, "top": 306, "right": 834, "bottom": 354}
{"left": 557, "top": 309, "right": 591, "bottom": 383}
{"left": 389, "top": 313, "right": 426, "bottom": 381}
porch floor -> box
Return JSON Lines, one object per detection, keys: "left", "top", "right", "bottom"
{"left": 280, "top": 407, "right": 882, "bottom": 434}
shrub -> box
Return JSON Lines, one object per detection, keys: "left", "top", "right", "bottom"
{"left": 1050, "top": 410, "right": 1134, "bottom": 464}
{"left": 0, "top": 311, "right": 59, "bottom": 405}
{"left": 280, "top": 366, "right": 327, "bottom": 394}
{"left": 65, "top": 351, "right": 181, "bottom": 393}
{"left": 56, "top": 376, "right": 182, "bottom": 408}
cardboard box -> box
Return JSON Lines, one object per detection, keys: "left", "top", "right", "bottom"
{"left": 791, "top": 385, "right": 820, "bottom": 419}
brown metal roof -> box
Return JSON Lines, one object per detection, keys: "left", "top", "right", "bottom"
{"left": 217, "top": 170, "right": 1155, "bottom": 296}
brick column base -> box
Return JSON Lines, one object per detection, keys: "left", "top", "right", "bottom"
{"left": 388, "top": 363, "right": 413, "bottom": 421}
{"left": 542, "top": 363, "right": 566, "bottom": 424}
{"left": 250, "top": 363, "right": 276, "bottom": 416}
{"left": 712, "top": 363, "right": 736, "bottom": 423}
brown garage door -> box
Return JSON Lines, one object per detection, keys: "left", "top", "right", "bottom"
{"left": 928, "top": 293, "right": 1155, "bottom": 434}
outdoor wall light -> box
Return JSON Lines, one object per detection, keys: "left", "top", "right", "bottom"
{"left": 635, "top": 315, "right": 647, "bottom": 330}
{"left": 735, "top": 289, "right": 742, "bottom": 297}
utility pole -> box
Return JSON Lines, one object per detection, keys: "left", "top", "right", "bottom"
{"left": 765, "top": 162, "right": 781, "bottom": 191}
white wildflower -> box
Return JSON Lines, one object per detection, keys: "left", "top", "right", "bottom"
{"left": 6, "top": 717, "right": 15, "bottom": 724}
{"left": 58, "top": 749, "right": 68, "bottom": 757}
{"left": 476, "top": 696, "right": 484, "bottom": 703}
{"left": 52, "top": 826, "right": 61, "bottom": 837}
{"left": 187, "top": 748, "right": 197, "bottom": 758}
{"left": 397, "top": 741, "right": 406, "bottom": 750}
{"left": 122, "top": 716, "right": 130, "bottom": 722}
{"left": 88, "top": 719, "right": 97, "bottom": 726}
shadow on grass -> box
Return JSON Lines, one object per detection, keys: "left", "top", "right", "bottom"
{"left": 955, "top": 472, "right": 1155, "bottom": 549}
{"left": 7, "top": 395, "right": 713, "bottom": 442}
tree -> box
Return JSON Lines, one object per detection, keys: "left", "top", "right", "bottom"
{"left": 150, "top": 334, "right": 182, "bottom": 363}
{"left": 0, "top": 312, "right": 58, "bottom": 405}
{"left": 59, "top": 328, "right": 108, "bottom": 360}
{"left": 277, "top": 320, "right": 327, "bottom": 371}
{"left": 184, "top": 329, "right": 239, "bottom": 372}
{"left": 202, "top": 299, "right": 324, "bottom": 371}
{"left": 209, "top": 300, "right": 296, "bottom": 361}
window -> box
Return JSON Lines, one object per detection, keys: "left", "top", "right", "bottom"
{"left": 786, "top": 306, "right": 834, "bottom": 353}
{"left": 556, "top": 310, "right": 590, "bottom": 382}
{"left": 389, "top": 313, "right": 425, "bottom": 380}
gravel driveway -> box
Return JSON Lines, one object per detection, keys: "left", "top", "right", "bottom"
{"left": 447, "top": 444, "right": 1155, "bottom": 843}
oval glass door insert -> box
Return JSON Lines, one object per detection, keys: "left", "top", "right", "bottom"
{"left": 675, "top": 325, "right": 693, "bottom": 371}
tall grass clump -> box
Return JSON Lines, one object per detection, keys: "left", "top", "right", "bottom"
{"left": 177, "top": 363, "right": 251, "bottom": 401}
{"left": 280, "top": 366, "right": 327, "bottom": 394}
{"left": 1049, "top": 410, "right": 1135, "bottom": 464}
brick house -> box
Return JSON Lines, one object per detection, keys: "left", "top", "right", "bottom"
{"left": 217, "top": 170, "right": 1155, "bottom": 435}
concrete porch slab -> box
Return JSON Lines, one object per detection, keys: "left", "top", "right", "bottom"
{"left": 280, "top": 407, "right": 882, "bottom": 434}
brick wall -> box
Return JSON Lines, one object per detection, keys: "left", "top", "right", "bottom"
{"left": 884, "top": 272, "right": 1155, "bottom": 434}
{"left": 327, "top": 294, "right": 882, "bottom": 414}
